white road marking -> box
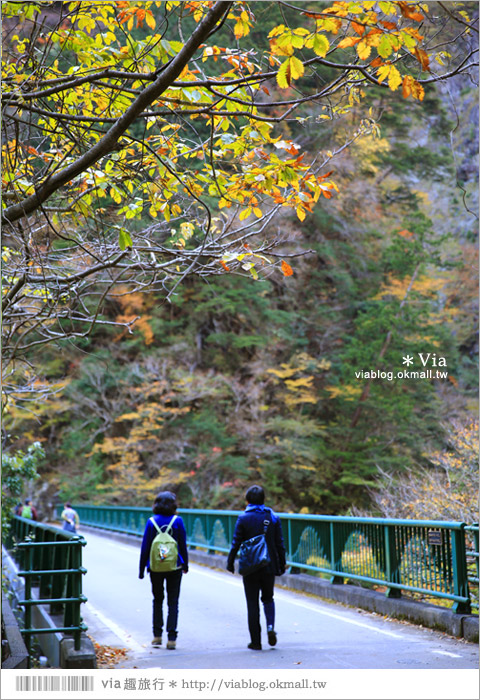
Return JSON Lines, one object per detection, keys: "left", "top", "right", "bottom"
{"left": 84, "top": 602, "right": 145, "bottom": 653}
{"left": 192, "top": 565, "right": 404, "bottom": 639}
{"left": 432, "top": 650, "right": 462, "bottom": 658}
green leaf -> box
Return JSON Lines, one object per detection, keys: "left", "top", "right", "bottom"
{"left": 118, "top": 229, "right": 133, "bottom": 250}
{"left": 378, "top": 34, "right": 394, "bottom": 59}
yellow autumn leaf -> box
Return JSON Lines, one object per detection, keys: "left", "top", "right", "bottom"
{"left": 377, "top": 64, "right": 391, "bottom": 84}
{"left": 284, "top": 377, "right": 314, "bottom": 389}
{"left": 291, "top": 463, "right": 317, "bottom": 472}
{"left": 145, "top": 11, "right": 155, "bottom": 30}
{"left": 239, "top": 206, "right": 251, "bottom": 221}
{"left": 267, "top": 365, "right": 297, "bottom": 379}
{"left": 388, "top": 65, "right": 402, "bottom": 91}
{"left": 312, "top": 33, "right": 329, "bottom": 57}
{"left": 289, "top": 55, "right": 304, "bottom": 80}
{"left": 276, "top": 59, "right": 290, "bottom": 88}
{"left": 356, "top": 40, "right": 371, "bottom": 60}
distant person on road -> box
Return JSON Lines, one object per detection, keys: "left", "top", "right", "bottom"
{"left": 18, "top": 499, "right": 38, "bottom": 520}
{"left": 227, "top": 484, "right": 286, "bottom": 650}
{"left": 61, "top": 502, "right": 79, "bottom": 533}
{"left": 139, "top": 491, "right": 189, "bottom": 650}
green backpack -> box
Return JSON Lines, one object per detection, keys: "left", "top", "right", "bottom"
{"left": 149, "top": 516, "right": 179, "bottom": 572}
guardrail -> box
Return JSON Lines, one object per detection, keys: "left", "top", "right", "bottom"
{"left": 465, "top": 524, "right": 479, "bottom": 611}
{"left": 7, "top": 516, "right": 88, "bottom": 666}
{"left": 62, "top": 505, "right": 476, "bottom": 614}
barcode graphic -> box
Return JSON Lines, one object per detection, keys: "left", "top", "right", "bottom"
{"left": 15, "top": 676, "right": 94, "bottom": 692}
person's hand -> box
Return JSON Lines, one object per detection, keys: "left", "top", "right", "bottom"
{"left": 226, "top": 564, "right": 234, "bottom": 574}
{"left": 182, "top": 567, "right": 189, "bottom": 574}
{"left": 139, "top": 573, "right": 144, "bottom": 580}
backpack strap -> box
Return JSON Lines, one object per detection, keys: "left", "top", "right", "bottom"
{"left": 165, "top": 514, "right": 178, "bottom": 534}
{"left": 263, "top": 510, "right": 271, "bottom": 533}
{"left": 149, "top": 515, "right": 178, "bottom": 534}
{"left": 150, "top": 517, "right": 162, "bottom": 534}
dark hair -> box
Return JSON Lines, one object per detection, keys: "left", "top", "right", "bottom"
{"left": 245, "top": 485, "right": 265, "bottom": 505}
{"left": 65, "top": 502, "right": 72, "bottom": 508}
{"left": 25, "top": 499, "right": 31, "bottom": 505}
{"left": 153, "top": 491, "right": 178, "bottom": 516}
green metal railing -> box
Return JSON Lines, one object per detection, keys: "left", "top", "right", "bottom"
{"left": 7, "top": 516, "right": 88, "bottom": 665}
{"left": 63, "top": 505, "right": 477, "bottom": 614}
{"left": 465, "top": 524, "right": 479, "bottom": 611}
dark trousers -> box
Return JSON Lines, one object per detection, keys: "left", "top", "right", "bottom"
{"left": 242, "top": 568, "right": 275, "bottom": 645}
{"left": 150, "top": 568, "right": 183, "bottom": 640}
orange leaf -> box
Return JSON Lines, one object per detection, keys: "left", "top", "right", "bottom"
{"left": 413, "top": 47, "right": 430, "bottom": 72}
{"left": 380, "top": 21, "right": 397, "bottom": 30}
{"left": 352, "top": 21, "right": 365, "bottom": 35}
{"left": 337, "top": 36, "right": 361, "bottom": 49}
{"left": 281, "top": 260, "right": 293, "bottom": 277}
{"left": 398, "top": 1, "right": 424, "bottom": 21}
{"left": 220, "top": 260, "right": 230, "bottom": 271}
{"left": 402, "top": 75, "right": 412, "bottom": 99}
{"left": 402, "top": 75, "right": 424, "bottom": 100}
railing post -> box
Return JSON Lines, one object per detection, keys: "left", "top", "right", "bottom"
{"left": 287, "top": 518, "right": 301, "bottom": 574}
{"left": 51, "top": 540, "right": 65, "bottom": 614}
{"left": 385, "top": 524, "right": 401, "bottom": 598}
{"left": 72, "top": 541, "right": 83, "bottom": 650}
{"left": 9, "top": 518, "right": 89, "bottom": 662}
{"left": 207, "top": 515, "right": 215, "bottom": 554}
{"left": 467, "top": 524, "right": 479, "bottom": 589}
{"left": 451, "top": 525, "right": 471, "bottom": 614}
{"left": 24, "top": 544, "right": 34, "bottom": 667}
{"left": 329, "top": 521, "right": 343, "bottom": 584}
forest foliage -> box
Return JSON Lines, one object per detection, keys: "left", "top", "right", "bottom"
{"left": 1, "top": 1, "right": 478, "bottom": 518}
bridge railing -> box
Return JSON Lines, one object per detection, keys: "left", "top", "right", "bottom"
{"left": 465, "top": 524, "right": 479, "bottom": 612}
{"left": 6, "top": 516, "right": 88, "bottom": 665}
{"left": 63, "top": 505, "right": 476, "bottom": 614}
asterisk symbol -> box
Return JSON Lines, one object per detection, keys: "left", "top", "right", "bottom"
{"left": 169, "top": 681, "right": 177, "bottom": 688}
{"left": 402, "top": 355, "right": 414, "bottom": 366}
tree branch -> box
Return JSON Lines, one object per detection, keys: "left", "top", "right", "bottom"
{"left": 2, "top": 1, "right": 233, "bottom": 227}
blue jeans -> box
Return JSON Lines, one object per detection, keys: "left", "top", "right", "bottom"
{"left": 242, "top": 568, "right": 275, "bottom": 645}
{"left": 150, "top": 569, "right": 183, "bottom": 640}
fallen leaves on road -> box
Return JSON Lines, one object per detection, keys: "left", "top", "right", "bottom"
{"left": 88, "top": 636, "right": 128, "bottom": 668}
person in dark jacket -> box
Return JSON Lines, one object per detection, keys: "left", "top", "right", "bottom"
{"left": 227, "top": 485, "right": 286, "bottom": 650}
{"left": 139, "top": 491, "right": 188, "bottom": 650}
{"left": 18, "top": 499, "right": 38, "bottom": 520}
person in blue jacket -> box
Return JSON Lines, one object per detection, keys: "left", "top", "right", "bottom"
{"left": 139, "top": 491, "right": 188, "bottom": 650}
{"left": 227, "top": 485, "right": 286, "bottom": 650}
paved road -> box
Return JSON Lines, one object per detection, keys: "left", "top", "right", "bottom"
{"left": 80, "top": 529, "right": 477, "bottom": 670}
